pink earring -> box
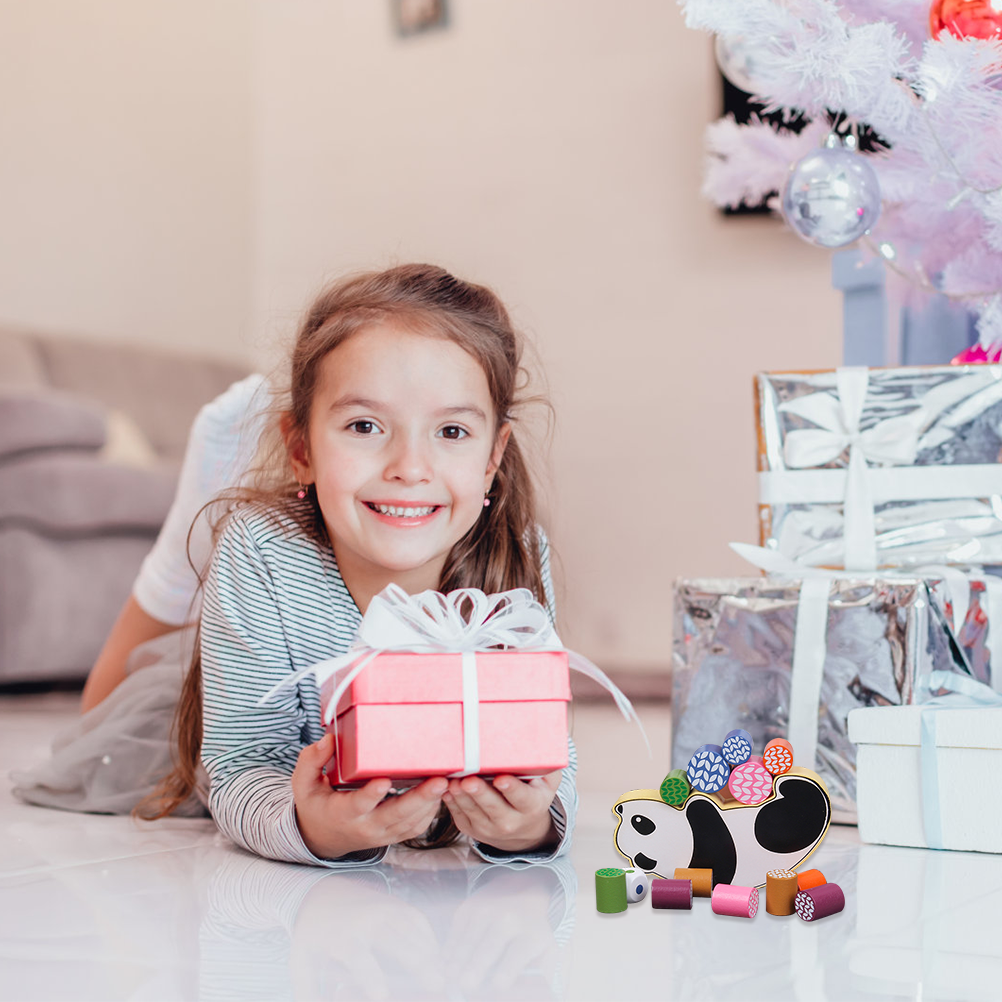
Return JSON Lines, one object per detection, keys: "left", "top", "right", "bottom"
{"left": 296, "top": 483, "right": 307, "bottom": 500}
{"left": 483, "top": 496, "right": 491, "bottom": 508}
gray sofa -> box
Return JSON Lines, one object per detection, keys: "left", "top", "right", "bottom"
{"left": 0, "top": 328, "right": 250, "bottom": 685}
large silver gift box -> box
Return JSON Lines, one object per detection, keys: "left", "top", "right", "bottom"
{"left": 755, "top": 365, "right": 1002, "bottom": 571}
{"left": 672, "top": 576, "right": 966, "bottom": 823}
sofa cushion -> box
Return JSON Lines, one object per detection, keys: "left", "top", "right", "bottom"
{"left": 0, "top": 390, "right": 107, "bottom": 459}
{"left": 35, "top": 335, "right": 252, "bottom": 462}
{"left": 0, "top": 329, "right": 47, "bottom": 390}
{"left": 0, "top": 453, "right": 176, "bottom": 533}
{"left": 0, "top": 528, "right": 156, "bottom": 681}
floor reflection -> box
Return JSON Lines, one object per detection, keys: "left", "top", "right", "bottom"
{"left": 201, "top": 845, "right": 576, "bottom": 1001}
{"left": 849, "top": 843, "right": 1002, "bottom": 1001}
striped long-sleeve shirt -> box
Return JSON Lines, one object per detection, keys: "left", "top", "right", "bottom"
{"left": 200, "top": 501, "right": 578, "bottom": 867}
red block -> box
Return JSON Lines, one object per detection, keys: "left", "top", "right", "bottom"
{"left": 323, "top": 651, "right": 571, "bottom": 784}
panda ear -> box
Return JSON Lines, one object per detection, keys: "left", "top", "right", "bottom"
{"left": 615, "top": 804, "right": 624, "bottom": 815}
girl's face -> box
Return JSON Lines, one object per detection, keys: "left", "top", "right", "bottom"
{"left": 288, "top": 321, "right": 510, "bottom": 607}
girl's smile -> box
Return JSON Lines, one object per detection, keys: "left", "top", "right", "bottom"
{"left": 362, "top": 500, "right": 444, "bottom": 525}
{"left": 288, "top": 320, "right": 510, "bottom": 609}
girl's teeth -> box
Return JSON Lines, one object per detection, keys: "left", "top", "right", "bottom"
{"left": 373, "top": 504, "right": 435, "bottom": 517}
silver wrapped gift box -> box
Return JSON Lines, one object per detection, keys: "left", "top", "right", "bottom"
{"left": 756, "top": 365, "right": 1002, "bottom": 571}
{"left": 672, "top": 576, "right": 968, "bottom": 823}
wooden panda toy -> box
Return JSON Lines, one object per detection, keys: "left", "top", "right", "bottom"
{"left": 613, "top": 767, "right": 831, "bottom": 888}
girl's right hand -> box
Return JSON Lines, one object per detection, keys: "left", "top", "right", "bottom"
{"left": 291, "top": 733, "right": 448, "bottom": 860}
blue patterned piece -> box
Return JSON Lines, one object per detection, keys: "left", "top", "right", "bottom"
{"left": 721, "top": 728, "right": 753, "bottom": 767}
{"left": 685, "top": 743, "right": 731, "bottom": 793}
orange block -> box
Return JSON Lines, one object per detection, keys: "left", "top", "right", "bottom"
{"left": 797, "top": 868, "right": 826, "bottom": 891}
{"left": 763, "top": 738, "right": 794, "bottom": 776}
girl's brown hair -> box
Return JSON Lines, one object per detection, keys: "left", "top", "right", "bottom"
{"left": 141, "top": 264, "right": 550, "bottom": 848}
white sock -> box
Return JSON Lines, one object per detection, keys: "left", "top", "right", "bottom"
{"left": 132, "top": 373, "right": 270, "bottom": 625}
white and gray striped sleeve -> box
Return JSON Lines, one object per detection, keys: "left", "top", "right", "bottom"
{"left": 472, "top": 526, "right": 579, "bottom": 864}
{"left": 200, "top": 514, "right": 383, "bottom": 868}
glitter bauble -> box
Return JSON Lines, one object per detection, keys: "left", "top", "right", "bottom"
{"left": 930, "top": 0, "right": 1002, "bottom": 40}
{"left": 780, "top": 140, "right": 883, "bottom": 249}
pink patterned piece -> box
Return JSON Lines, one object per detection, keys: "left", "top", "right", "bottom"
{"left": 727, "top": 757, "right": 773, "bottom": 805}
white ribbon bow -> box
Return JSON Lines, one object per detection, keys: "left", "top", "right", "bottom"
{"left": 769, "top": 367, "right": 1002, "bottom": 571}
{"left": 781, "top": 368, "right": 922, "bottom": 570}
{"left": 260, "top": 584, "right": 648, "bottom": 778}
{"left": 347, "top": 583, "right": 559, "bottom": 655}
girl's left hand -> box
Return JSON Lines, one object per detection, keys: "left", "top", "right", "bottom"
{"left": 442, "top": 771, "right": 562, "bottom": 855}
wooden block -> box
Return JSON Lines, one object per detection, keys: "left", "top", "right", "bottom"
{"left": 711, "top": 883, "right": 759, "bottom": 918}
{"left": 763, "top": 738, "right": 795, "bottom": 776}
{"left": 766, "top": 868, "right": 799, "bottom": 915}
{"left": 651, "top": 878, "right": 693, "bottom": 909}
{"left": 722, "top": 728, "right": 753, "bottom": 766}
{"left": 659, "top": 768, "right": 691, "bottom": 806}
{"left": 595, "top": 867, "right": 627, "bottom": 913}
{"left": 797, "top": 868, "right": 826, "bottom": 891}
{"left": 686, "top": 743, "right": 731, "bottom": 793}
{"left": 622, "top": 867, "right": 650, "bottom": 903}
{"left": 674, "top": 867, "right": 713, "bottom": 897}
{"left": 727, "top": 756, "right": 773, "bottom": 805}
{"left": 795, "top": 882, "right": 845, "bottom": 921}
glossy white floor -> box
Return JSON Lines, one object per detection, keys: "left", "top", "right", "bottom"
{"left": 2, "top": 694, "right": 1001, "bottom": 1002}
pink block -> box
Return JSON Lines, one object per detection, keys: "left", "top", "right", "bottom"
{"left": 324, "top": 651, "right": 571, "bottom": 784}
{"left": 711, "top": 883, "right": 759, "bottom": 918}
{"left": 727, "top": 756, "right": 774, "bottom": 805}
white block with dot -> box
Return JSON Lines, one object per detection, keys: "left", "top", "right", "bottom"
{"left": 622, "top": 867, "right": 650, "bottom": 903}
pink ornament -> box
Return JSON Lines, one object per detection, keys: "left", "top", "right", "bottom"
{"left": 930, "top": 0, "right": 1002, "bottom": 41}
{"left": 950, "top": 343, "right": 1002, "bottom": 364}
{"left": 727, "top": 756, "right": 773, "bottom": 805}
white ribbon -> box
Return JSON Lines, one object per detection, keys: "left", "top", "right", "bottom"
{"left": 259, "top": 583, "right": 648, "bottom": 779}
{"left": 781, "top": 368, "right": 920, "bottom": 570}
{"left": 919, "top": 670, "right": 1002, "bottom": 848}
{"left": 729, "top": 542, "right": 978, "bottom": 772}
{"left": 772, "top": 367, "right": 1002, "bottom": 571}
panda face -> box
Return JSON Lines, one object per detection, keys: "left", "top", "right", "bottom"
{"left": 612, "top": 797, "right": 694, "bottom": 879}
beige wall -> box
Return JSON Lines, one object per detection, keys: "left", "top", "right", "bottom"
{"left": 0, "top": 0, "right": 842, "bottom": 668}
{"left": 0, "top": 0, "right": 253, "bottom": 356}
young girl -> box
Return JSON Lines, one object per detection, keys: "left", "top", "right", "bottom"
{"left": 14, "top": 264, "right": 576, "bottom": 868}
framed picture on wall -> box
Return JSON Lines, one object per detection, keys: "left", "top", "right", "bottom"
{"left": 393, "top": 0, "right": 449, "bottom": 37}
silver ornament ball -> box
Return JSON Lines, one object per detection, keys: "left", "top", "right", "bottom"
{"left": 780, "top": 139, "right": 882, "bottom": 249}
{"left": 714, "top": 34, "right": 767, "bottom": 95}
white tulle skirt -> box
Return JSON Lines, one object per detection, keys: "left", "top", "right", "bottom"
{"left": 10, "top": 629, "right": 208, "bottom": 817}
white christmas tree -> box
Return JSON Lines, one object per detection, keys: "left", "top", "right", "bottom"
{"left": 680, "top": 0, "right": 1002, "bottom": 349}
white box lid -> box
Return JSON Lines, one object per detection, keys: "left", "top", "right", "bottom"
{"left": 847, "top": 705, "right": 1002, "bottom": 750}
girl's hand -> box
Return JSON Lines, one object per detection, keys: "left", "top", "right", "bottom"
{"left": 292, "top": 733, "right": 447, "bottom": 860}
{"left": 442, "top": 771, "right": 563, "bottom": 855}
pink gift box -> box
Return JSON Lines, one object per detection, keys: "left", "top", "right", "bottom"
{"left": 322, "top": 650, "right": 570, "bottom": 785}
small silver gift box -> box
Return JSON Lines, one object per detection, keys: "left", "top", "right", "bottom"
{"left": 671, "top": 576, "right": 967, "bottom": 823}
{"left": 755, "top": 365, "right": 1002, "bottom": 571}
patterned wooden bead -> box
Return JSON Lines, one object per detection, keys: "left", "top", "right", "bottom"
{"left": 659, "top": 768, "right": 691, "bottom": 806}
{"left": 727, "top": 756, "right": 773, "bottom": 805}
{"left": 795, "top": 882, "right": 844, "bottom": 921}
{"left": 711, "top": 883, "right": 759, "bottom": 918}
{"left": 721, "top": 728, "right": 753, "bottom": 766}
{"left": 686, "top": 743, "right": 731, "bottom": 793}
{"left": 762, "top": 738, "right": 795, "bottom": 776}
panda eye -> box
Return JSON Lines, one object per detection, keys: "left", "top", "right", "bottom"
{"left": 631, "top": 814, "right": 656, "bottom": 836}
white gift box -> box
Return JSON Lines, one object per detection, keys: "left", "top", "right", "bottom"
{"left": 848, "top": 705, "right": 1002, "bottom": 853}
